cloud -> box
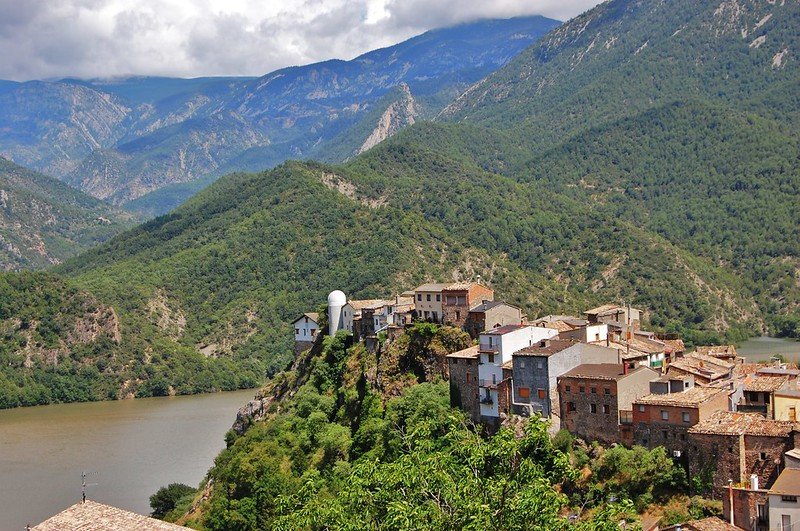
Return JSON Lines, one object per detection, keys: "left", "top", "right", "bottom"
{"left": 0, "top": 0, "right": 602, "bottom": 80}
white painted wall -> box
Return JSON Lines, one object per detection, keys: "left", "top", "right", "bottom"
{"left": 294, "top": 316, "right": 319, "bottom": 342}
{"left": 769, "top": 494, "right": 800, "bottom": 530}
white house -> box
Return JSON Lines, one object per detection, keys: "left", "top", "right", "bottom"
{"left": 477, "top": 324, "right": 558, "bottom": 419}
{"left": 293, "top": 313, "right": 319, "bottom": 342}
{"left": 770, "top": 468, "right": 800, "bottom": 531}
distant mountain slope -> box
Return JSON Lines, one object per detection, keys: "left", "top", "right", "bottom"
{"left": 0, "top": 158, "right": 135, "bottom": 270}
{"left": 444, "top": 0, "right": 799, "bottom": 148}
{"left": 0, "top": 16, "right": 560, "bottom": 211}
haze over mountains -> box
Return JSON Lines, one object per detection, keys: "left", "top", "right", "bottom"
{"left": 0, "top": 0, "right": 798, "bottom": 408}
{"left": 0, "top": 16, "right": 559, "bottom": 216}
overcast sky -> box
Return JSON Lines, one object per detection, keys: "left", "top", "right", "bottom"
{"left": 0, "top": 0, "right": 604, "bottom": 81}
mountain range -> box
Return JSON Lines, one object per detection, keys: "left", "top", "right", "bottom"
{"left": 0, "top": 0, "right": 798, "bottom": 407}
{"left": 0, "top": 16, "right": 560, "bottom": 216}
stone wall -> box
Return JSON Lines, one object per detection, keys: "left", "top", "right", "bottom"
{"left": 448, "top": 357, "right": 480, "bottom": 422}
{"left": 723, "top": 487, "right": 769, "bottom": 531}
{"left": 558, "top": 377, "right": 619, "bottom": 445}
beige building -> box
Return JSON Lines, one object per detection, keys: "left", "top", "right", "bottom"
{"left": 413, "top": 283, "right": 450, "bottom": 323}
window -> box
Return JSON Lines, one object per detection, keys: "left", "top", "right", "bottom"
{"left": 638, "top": 404, "right": 645, "bottom": 412}
{"left": 757, "top": 504, "right": 767, "bottom": 523}
{"left": 590, "top": 387, "right": 597, "bottom": 394}
{"left": 492, "top": 374, "right": 496, "bottom": 385}
{"left": 604, "top": 388, "right": 610, "bottom": 395}
{"left": 661, "top": 410, "right": 669, "bottom": 421}
{"left": 590, "top": 403, "right": 597, "bottom": 413}
{"left": 537, "top": 361, "right": 543, "bottom": 369}
{"left": 519, "top": 387, "right": 531, "bottom": 398}
{"left": 537, "top": 389, "right": 546, "bottom": 399}
{"left": 565, "top": 385, "right": 571, "bottom": 392}
{"left": 303, "top": 329, "right": 307, "bottom": 336}
{"left": 682, "top": 412, "right": 690, "bottom": 423}
{"left": 488, "top": 354, "right": 495, "bottom": 363}
{"left": 520, "top": 361, "right": 526, "bottom": 369}
{"left": 662, "top": 430, "right": 668, "bottom": 440}
{"left": 417, "top": 294, "right": 422, "bottom": 301}
{"left": 568, "top": 402, "right": 576, "bottom": 412}
{"left": 603, "top": 404, "right": 610, "bottom": 414}
{"left": 424, "top": 311, "right": 430, "bottom": 319}
{"left": 760, "top": 452, "right": 768, "bottom": 460}
{"left": 579, "top": 386, "right": 585, "bottom": 393}
{"left": 436, "top": 294, "right": 441, "bottom": 302}
{"left": 295, "top": 328, "right": 300, "bottom": 335}
{"left": 680, "top": 434, "right": 686, "bottom": 441}
{"left": 455, "top": 311, "right": 460, "bottom": 320}
{"left": 781, "top": 496, "right": 798, "bottom": 503}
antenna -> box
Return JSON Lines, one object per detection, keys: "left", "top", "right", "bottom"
{"left": 81, "top": 471, "right": 99, "bottom": 503}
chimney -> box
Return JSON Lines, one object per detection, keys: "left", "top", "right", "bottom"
{"left": 623, "top": 362, "right": 629, "bottom": 375}
{"left": 728, "top": 479, "right": 734, "bottom": 525}
{"left": 750, "top": 474, "right": 759, "bottom": 490}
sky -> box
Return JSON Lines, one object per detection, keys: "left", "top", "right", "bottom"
{"left": 0, "top": 0, "right": 604, "bottom": 81}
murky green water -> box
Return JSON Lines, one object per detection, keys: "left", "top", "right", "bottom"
{"left": 737, "top": 336, "right": 800, "bottom": 362}
{"left": 0, "top": 389, "right": 255, "bottom": 529}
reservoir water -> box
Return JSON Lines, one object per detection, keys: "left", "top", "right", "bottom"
{"left": 0, "top": 389, "right": 255, "bottom": 530}
{"left": 737, "top": 336, "right": 800, "bottom": 362}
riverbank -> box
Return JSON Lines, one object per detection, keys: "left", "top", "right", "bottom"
{"left": 0, "top": 388, "right": 256, "bottom": 530}
{"left": 736, "top": 336, "right": 800, "bottom": 362}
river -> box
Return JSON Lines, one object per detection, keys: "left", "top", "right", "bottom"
{"left": 737, "top": 336, "right": 800, "bottom": 362}
{"left": 0, "top": 389, "right": 255, "bottom": 530}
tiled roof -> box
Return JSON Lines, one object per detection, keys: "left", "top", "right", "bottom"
{"left": 662, "top": 338, "right": 686, "bottom": 353}
{"left": 413, "top": 283, "right": 450, "bottom": 292}
{"left": 603, "top": 337, "right": 665, "bottom": 359}
{"left": 670, "top": 517, "right": 741, "bottom": 531}
{"left": 770, "top": 468, "right": 800, "bottom": 496}
{"left": 483, "top": 324, "right": 530, "bottom": 335}
{"left": 293, "top": 312, "right": 319, "bottom": 324}
{"left": 743, "top": 375, "right": 789, "bottom": 393}
{"left": 443, "top": 282, "right": 487, "bottom": 291}
{"left": 584, "top": 304, "right": 625, "bottom": 315}
{"left": 560, "top": 363, "right": 652, "bottom": 381}
{"left": 668, "top": 353, "right": 733, "bottom": 381}
{"left": 469, "top": 300, "right": 518, "bottom": 313}
{"left": 33, "top": 500, "right": 191, "bottom": 530}
{"left": 514, "top": 339, "right": 579, "bottom": 357}
{"left": 688, "top": 410, "right": 797, "bottom": 437}
{"left": 446, "top": 345, "right": 479, "bottom": 359}
{"left": 636, "top": 387, "right": 726, "bottom": 407}
{"left": 696, "top": 345, "right": 738, "bottom": 358}
{"left": 347, "top": 299, "right": 385, "bottom": 310}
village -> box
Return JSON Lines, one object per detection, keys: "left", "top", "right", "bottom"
{"left": 296, "top": 281, "right": 800, "bottom": 531}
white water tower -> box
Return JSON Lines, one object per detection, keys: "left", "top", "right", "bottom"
{"left": 327, "top": 290, "right": 347, "bottom": 336}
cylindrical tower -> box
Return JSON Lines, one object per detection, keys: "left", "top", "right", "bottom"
{"left": 327, "top": 290, "right": 347, "bottom": 336}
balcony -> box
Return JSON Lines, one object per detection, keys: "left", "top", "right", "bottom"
{"left": 479, "top": 379, "right": 497, "bottom": 389}
{"left": 480, "top": 395, "right": 494, "bottom": 405}
{"left": 619, "top": 411, "right": 633, "bottom": 425}
{"left": 478, "top": 343, "right": 500, "bottom": 354}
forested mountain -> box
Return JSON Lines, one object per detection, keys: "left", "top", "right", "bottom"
{"left": 1, "top": 0, "right": 798, "bottom": 409}
{"left": 0, "top": 157, "right": 135, "bottom": 270}
{"left": 0, "top": 16, "right": 559, "bottom": 213}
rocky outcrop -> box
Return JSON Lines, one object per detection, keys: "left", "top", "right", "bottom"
{"left": 357, "top": 84, "right": 419, "bottom": 155}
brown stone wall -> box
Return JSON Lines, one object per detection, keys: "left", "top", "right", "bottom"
{"left": 448, "top": 357, "right": 480, "bottom": 423}
{"left": 295, "top": 340, "right": 314, "bottom": 356}
{"left": 688, "top": 432, "right": 744, "bottom": 498}
{"left": 744, "top": 434, "right": 791, "bottom": 490}
{"left": 443, "top": 285, "right": 494, "bottom": 329}
{"left": 632, "top": 404, "right": 697, "bottom": 452}
{"left": 723, "top": 487, "right": 769, "bottom": 531}
{"left": 497, "top": 378, "right": 512, "bottom": 417}
{"left": 558, "top": 377, "right": 620, "bottom": 445}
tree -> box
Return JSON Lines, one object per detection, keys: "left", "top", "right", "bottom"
{"left": 150, "top": 483, "right": 196, "bottom": 519}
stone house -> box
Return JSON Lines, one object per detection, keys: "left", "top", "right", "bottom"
{"left": 584, "top": 304, "right": 642, "bottom": 329}
{"left": 342, "top": 299, "right": 384, "bottom": 339}
{"left": 558, "top": 322, "right": 609, "bottom": 344}
{"left": 510, "top": 341, "right": 619, "bottom": 421}
{"left": 441, "top": 282, "right": 494, "bottom": 329}
{"left": 292, "top": 312, "right": 319, "bottom": 354}
{"left": 476, "top": 324, "right": 558, "bottom": 422}
{"left": 632, "top": 386, "right": 729, "bottom": 457}
{"left": 446, "top": 345, "right": 480, "bottom": 423}
{"left": 557, "top": 363, "right": 657, "bottom": 445}
{"left": 412, "top": 283, "right": 451, "bottom": 323}
{"left": 738, "top": 375, "right": 791, "bottom": 418}
{"left": 696, "top": 345, "right": 740, "bottom": 362}
{"left": 769, "top": 468, "right": 800, "bottom": 531}
{"left": 724, "top": 482, "right": 769, "bottom": 531}
{"left": 687, "top": 411, "right": 799, "bottom": 498}
{"left": 465, "top": 300, "right": 523, "bottom": 338}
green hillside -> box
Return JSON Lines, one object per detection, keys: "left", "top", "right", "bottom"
{"left": 0, "top": 157, "right": 135, "bottom": 271}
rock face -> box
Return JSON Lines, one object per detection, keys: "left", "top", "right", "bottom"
{"left": 358, "top": 84, "right": 420, "bottom": 155}
{"left": 0, "top": 16, "right": 560, "bottom": 212}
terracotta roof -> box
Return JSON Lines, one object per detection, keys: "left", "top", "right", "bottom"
{"left": 770, "top": 468, "right": 800, "bottom": 496}
{"left": 668, "top": 353, "right": 733, "bottom": 381}
{"left": 33, "top": 500, "right": 191, "bottom": 530}
{"left": 413, "top": 283, "right": 450, "bottom": 292}
{"left": 364, "top": 300, "right": 392, "bottom": 310}
{"left": 663, "top": 517, "right": 741, "bottom": 531}
{"left": 469, "top": 300, "right": 519, "bottom": 313}
{"left": 446, "top": 345, "right": 479, "bottom": 359}
{"left": 584, "top": 304, "right": 625, "bottom": 316}
{"left": 743, "top": 375, "right": 789, "bottom": 393}
{"left": 602, "top": 336, "right": 665, "bottom": 359}
{"left": 688, "top": 411, "right": 797, "bottom": 437}
{"left": 293, "top": 312, "right": 319, "bottom": 324}
{"left": 532, "top": 314, "right": 583, "bottom": 324}
{"left": 758, "top": 367, "right": 800, "bottom": 376}
{"left": 548, "top": 320, "right": 581, "bottom": 332}
{"left": 636, "top": 387, "right": 726, "bottom": 407}
{"left": 502, "top": 360, "right": 513, "bottom": 370}
{"left": 560, "top": 363, "right": 653, "bottom": 381}
{"left": 662, "top": 338, "right": 686, "bottom": 353}
{"left": 347, "top": 299, "right": 385, "bottom": 311}
{"left": 513, "top": 339, "right": 578, "bottom": 357}
{"left": 483, "top": 324, "right": 530, "bottom": 335}
{"left": 696, "top": 345, "right": 738, "bottom": 358}
{"left": 443, "top": 282, "right": 488, "bottom": 291}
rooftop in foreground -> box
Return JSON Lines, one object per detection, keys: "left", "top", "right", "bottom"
{"left": 33, "top": 500, "right": 191, "bottom": 530}
{"left": 688, "top": 410, "right": 797, "bottom": 437}
{"left": 446, "top": 345, "right": 479, "bottom": 359}
{"left": 771, "top": 468, "right": 800, "bottom": 496}
{"left": 636, "top": 387, "right": 726, "bottom": 407}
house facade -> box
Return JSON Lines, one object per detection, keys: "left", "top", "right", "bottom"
{"left": 441, "top": 282, "right": 494, "bottom": 329}
{"left": 465, "top": 300, "right": 523, "bottom": 338}
{"left": 413, "top": 283, "right": 450, "bottom": 323}
{"left": 769, "top": 468, "right": 800, "bottom": 531}
{"left": 293, "top": 312, "right": 320, "bottom": 353}
{"left": 558, "top": 363, "right": 657, "bottom": 445}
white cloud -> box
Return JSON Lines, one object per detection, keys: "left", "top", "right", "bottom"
{"left": 0, "top": 0, "right": 603, "bottom": 80}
